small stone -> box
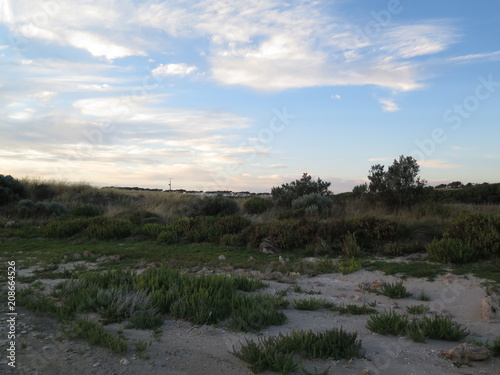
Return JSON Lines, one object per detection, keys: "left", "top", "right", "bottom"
{"left": 83, "top": 251, "right": 93, "bottom": 258}
{"left": 5, "top": 221, "right": 15, "bottom": 228}
{"left": 92, "top": 362, "right": 101, "bottom": 367}
{"left": 42, "top": 345, "right": 51, "bottom": 350}
{"left": 73, "top": 253, "right": 82, "bottom": 260}
{"left": 218, "top": 255, "right": 226, "bottom": 261}
{"left": 120, "top": 358, "right": 130, "bottom": 365}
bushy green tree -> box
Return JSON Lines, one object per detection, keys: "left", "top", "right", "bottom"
{"left": 367, "top": 156, "right": 426, "bottom": 207}
{"left": 271, "top": 173, "right": 332, "bottom": 207}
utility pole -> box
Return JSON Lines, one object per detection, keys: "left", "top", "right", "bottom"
{"left": 169, "top": 178, "right": 172, "bottom": 191}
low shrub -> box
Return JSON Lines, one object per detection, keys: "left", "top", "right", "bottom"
{"left": 84, "top": 217, "right": 134, "bottom": 239}
{"left": 291, "top": 193, "right": 332, "bottom": 215}
{"left": 338, "top": 257, "right": 363, "bottom": 274}
{"left": 244, "top": 196, "right": 273, "bottom": 214}
{"left": 292, "top": 297, "right": 331, "bottom": 311}
{"left": 366, "top": 310, "right": 409, "bottom": 335}
{"left": 443, "top": 214, "right": 500, "bottom": 259}
{"left": 138, "top": 223, "right": 166, "bottom": 239}
{"left": 267, "top": 219, "right": 321, "bottom": 250}
{"left": 31, "top": 183, "right": 57, "bottom": 201}
{"left": 17, "top": 199, "right": 69, "bottom": 218}
{"left": 71, "top": 205, "right": 103, "bottom": 217}
{"left": 45, "top": 217, "right": 89, "bottom": 238}
{"left": 157, "top": 229, "right": 178, "bottom": 244}
{"left": 348, "top": 216, "right": 406, "bottom": 248}
{"left": 186, "top": 195, "right": 239, "bottom": 217}
{"left": 426, "top": 238, "right": 479, "bottom": 264}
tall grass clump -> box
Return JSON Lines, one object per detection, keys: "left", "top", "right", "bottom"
{"left": 426, "top": 238, "right": 479, "bottom": 264}
{"left": 379, "top": 281, "right": 412, "bottom": 299}
{"left": 233, "top": 328, "right": 362, "bottom": 374}
{"left": 341, "top": 232, "right": 362, "bottom": 258}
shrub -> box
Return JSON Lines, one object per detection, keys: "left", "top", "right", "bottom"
{"left": 338, "top": 257, "right": 362, "bottom": 274}
{"left": 32, "top": 183, "right": 57, "bottom": 201}
{"left": 380, "top": 281, "right": 412, "bottom": 299}
{"left": 187, "top": 195, "right": 239, "bottom": 217}
{"left": 291, "top": 193, "right": 332, "bottom": 215}
{"left": 84, "top": 217, "right": 134, "bottom": 239}
{"left": 45, "top": 217, "right": 89, "bottom": 238}
{"left": 71, "top": 205, "right": 103, "bottom": 217}
{"left": 157, "top": 229, "right": 178, "bottom": 244}
{"left": 139, "top": 223, "right": 166, "bottom": 239}
{"left": 292, "top": 297, "right": 330, "bottom": 311}
{"left": 426, "top": 238, "right": 479, "bottom": 264}
{"left": 366, "top": 310, "right": 409, "bottom": 335}
{"left": 267, "top": 219, "right": 320, "bottom": 250}
{"left": 68, "top": 319, "right": 127, "bottom": 354}
{"left": 271, "top": 173, "right": 332, "bottom": 207}
{"left": 348, "top": 216, "right": 406, "bottom": 244}
{"left": 169, "top": 217, "right": 191, "bottom": 236}
{"left": 443, "top": 214, "right": 500, "bottom": 259}
{"left": 244, "top": 196, "right": 273, "bottom": 214}
{"left": 0, "top": 174, "right": 27, "bottom": 205}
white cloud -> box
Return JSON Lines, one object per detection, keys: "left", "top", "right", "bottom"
{"left": 446, "top": 50, "right": 500, "bottom": 64}
{"left": 368, "top": 157, "right": 389, "bottom": 162}
{"left": 35, "top": 91, "right": 57, "bottom": 101}
{"left": 331, "top": 94, "right": 341, "bottom": 100}
{"left": 152, "top": 63, "right": 198, "bottom": 77}
{"left": 379, "top": 99, "right": 400, "bottom": 112}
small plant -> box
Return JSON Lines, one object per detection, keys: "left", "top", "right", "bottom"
{"left": 341, "top": 232, "right": 361, "bottom": 258}
{"left": 157, "top": 229, "right": 178, "bottom": 244}
{"left": 139, "top": 223, "right": 165, "bottom": 239}
{"left": 68, "top": 319, "right": 127, "bottom": 354}
{"left": 84, "top": 216, "right": 134, "bottom": 239}
{"left": 338, "top": 257, "right": 362, "bottom": 274}
{"left": 293, "top": 285, "right": 303, "bottom": 293}
{"left": 380, "top": 281, "right": 412, "bottom": 299}
{"left": 492, "top": 336, "right": 500, "bottom": 356}
{"left": 71, "top": 205, "right": 103, "bottom": 217}
{"left": 292, "top": 297, "right": 330, "bottom": 311}
{"left": 135, "top": 340, "right": 150, "bottom": 360}
{"left": 416, "top": 290, "right": 431, "bottom": 301}
{"left": 366, "top": 310, "right": 409, "bottom": 335}
{"left": 406, "top": 304, "right": 430, "bottom": 315}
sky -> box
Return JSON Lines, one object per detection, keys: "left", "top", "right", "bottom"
{"left": 1, "top": 0, "right": 499, "bottom": 193}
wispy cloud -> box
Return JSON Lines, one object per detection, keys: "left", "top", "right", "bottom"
{"left": 379, "top": 98, "right": 400, "bottom": 112}
{"left": 419, "top": 159, "right": 461, "bottom": 169}
{"left": 446, "top": 50, "right": 500, "bottom": 64}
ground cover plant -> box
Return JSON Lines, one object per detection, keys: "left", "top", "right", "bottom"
{"left": 366, "top": 311, "right": 469, "bottom": 343}
{"left": 232, "top": 328, "right": 362, "bottom": 374}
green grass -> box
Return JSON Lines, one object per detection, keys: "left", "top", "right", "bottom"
{"left": 365, "top": 260, "right": 446, "bottom": 281}
{"left": 68, "top": 319, "right": 127, "bottom": 354}
{"left": 333, "top": 303, "right": 378, "bottom": 315}
{"left": 453, "top": 259, "right": 500, "bottom": 290}
{"left": 416, "top": 290, "right": 431, "bottom": 301}
{"left": 233, "top": 328, "right": 362, "bottom": 374}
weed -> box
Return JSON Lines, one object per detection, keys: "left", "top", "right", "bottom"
{"left": 338, "top": 257, "right": 362, "bottom": 274}
{"left": 380, "top": 281, "right": 412, "bottom": 299}
{"left": 292, "top": 297, "right": 329, "bottom": 311}
{"left": 366, "top": 310, "right": 409, "bottom": 335}
{"left": 157, "top": 229, "right": 178, "bottom": 244}
{"left": 416, "top": 290, "right": 431, "bottom": 301}
{"left": 135, "top": 340, "right": 150, "bottom": 360}
{"left": 492, "top": 336, "right": 500, "bottom": 356}
{"left": 68, "top": 319, "right": 127, "bottom": 354}
{"left": 293, "top": 285, "right": 303, "bottom": 293}
{"left": 406, "top": 305, "right": 430, "bottom": 315}
{"left": 364, "top": 260, "right": 445, "bottom": 281}
{"left": 341, "top": 232, "right": 362, "bottom": 258}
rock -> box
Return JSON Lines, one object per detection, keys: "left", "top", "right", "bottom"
{"left": 92, "top": 362, "right": 101, "bottom": 367}
{"left": 218, "top": 255, "right": 226, "bottom": 261}
{"left": 301, "top": 257, "right": 320, "bottom": 264}
{"left": 259, "top": 239, "right": 281, "bottom": 254}
{"left": 73, "top": 253, "right": 82, "bottom": 260}
{"left": 83, "top": 251, "right": 94, "bottom": 258}
{"left": 197, "top": 267, "right": 214, "bottom": 275}
{"left": 5, "top": 221, "right": 15, "bottom": 228}
{"left": 349, "top": 294, "right": 364, "bottom": 303}
{"left": 120, "top": 358, "right": 130, "bottom": 365}
{"left": 439, "top": 343, "right": 491, "bottom": 362}
{"left": 481, "top": 291, "right": 500, "bottom": 323}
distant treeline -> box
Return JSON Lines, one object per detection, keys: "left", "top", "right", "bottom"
{"left": 427, "top": 182, "right": 500, "bottom": 204}
{"left": 103, "top": 186, "right": 270, "bottom": 197}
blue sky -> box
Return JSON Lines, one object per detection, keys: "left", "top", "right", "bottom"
{"left": 1, "top": 0, "right": 499, "bottom": 193}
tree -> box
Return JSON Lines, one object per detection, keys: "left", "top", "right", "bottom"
{"left": 271, "top": 173, "right": 332, "bottom": 207}
{"left": 367, "top": 156, "right": 426, "bottom": 207}
{"left": 0, "top": 174, "right": 27, "bottom": 206}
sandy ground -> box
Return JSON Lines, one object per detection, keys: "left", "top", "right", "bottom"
{"left": 2, "top": 263, "right": 500, "bottom": 375}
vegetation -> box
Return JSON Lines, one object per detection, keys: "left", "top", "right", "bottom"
{"left": 0, "top": 174, "right": 27, "bottom": 205}
{"left": 233, "top": 328, "right": 362, "bottom": 374}
{"left": 271, "top": 173, "right": 331, "bottom": 207}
